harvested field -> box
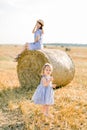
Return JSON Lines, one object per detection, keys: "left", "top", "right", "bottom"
{"left": 0, "top": 45, "right": 87, "bottom": 130}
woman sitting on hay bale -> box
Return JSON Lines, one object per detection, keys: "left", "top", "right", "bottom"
{"left": 14, "top": 19, "right": 44, "bottom": 61}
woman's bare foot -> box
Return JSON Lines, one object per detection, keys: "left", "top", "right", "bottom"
{"left": 14, "top": 54, "right": 21, "bottom": 62}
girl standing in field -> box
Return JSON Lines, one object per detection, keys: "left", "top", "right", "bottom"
{"left": 32, "top": 63, "right": 56, "bottom": 117}
{"left": 14, "top": 19, "right": 44, "bottom": 61}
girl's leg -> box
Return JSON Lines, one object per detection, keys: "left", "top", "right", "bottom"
{"left": 42, "top": 105, "right": 53, "bottom": 118}
{"left": 42, "top": 105, "right": 49, "bottom": 116}
{"left": 42, "top": 105, "right": 45, "bottom": 114}
{"left": 45, "top": 105, "right": 49, "bottom": 115}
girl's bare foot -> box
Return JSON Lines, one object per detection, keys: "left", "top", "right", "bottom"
{"left": 44, "top": 113, "right": 54, "bottom": 119}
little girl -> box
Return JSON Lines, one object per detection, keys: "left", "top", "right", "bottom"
{"left": 14, "top": 19, "right": 44, "bottom": 61}
{"left": 32, "top": 63, "right": 55, "bottom": 117}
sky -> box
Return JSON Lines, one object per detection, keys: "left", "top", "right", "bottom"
{"left": 0, "top": 0, "right": 87, "bottom": 44}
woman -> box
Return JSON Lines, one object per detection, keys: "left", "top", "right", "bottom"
{"left": 26, "top": 19, "right": 44, "bottom": 50}
{"left": 14, "top": 19, "right": 44, "bottom": 61}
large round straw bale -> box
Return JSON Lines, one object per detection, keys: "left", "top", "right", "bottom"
{"left": 17, "top": 49, "right": 75, "bottom": 89}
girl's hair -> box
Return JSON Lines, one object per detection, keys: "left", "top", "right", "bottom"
{"left": 41, "top": 63, "right": 53, "bottom": 76}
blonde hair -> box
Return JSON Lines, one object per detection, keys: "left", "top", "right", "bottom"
{"left": 41, "top": 63, "right": 53, "bottom": 76}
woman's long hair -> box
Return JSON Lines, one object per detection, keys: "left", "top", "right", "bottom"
{"left": 38, "top": 22, "right": 43, "bottom": 29}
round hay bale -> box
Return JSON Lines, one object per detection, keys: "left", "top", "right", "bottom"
{"left": 17, "top": 49, "right": 75, "bottom": 89}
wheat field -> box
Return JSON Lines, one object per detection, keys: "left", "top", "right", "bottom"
{"left": 0, "top": 45, "right": 87, "bottom": 130}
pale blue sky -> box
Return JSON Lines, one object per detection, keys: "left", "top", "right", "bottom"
{"left": 0, "top": 0, "right": 87, "bottom": 44}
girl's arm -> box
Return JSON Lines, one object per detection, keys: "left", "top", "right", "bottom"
{"left": 41, "top": 77, "right": 53, "bottom": 87}
{"left": 52, "top": 84, "right": 57, "bottom": 88}
{"left": 42, "top": 77, "right": 50, "bottom": 87}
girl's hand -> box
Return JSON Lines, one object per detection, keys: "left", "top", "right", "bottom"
{"left": 50, "top": 76, "right": 53, "bottom": 81}
{"left": 52, "top": 84, "right": 56, "bottom": 88}
{"left": 42, "top": 77, "right": 51, "bottom": 87}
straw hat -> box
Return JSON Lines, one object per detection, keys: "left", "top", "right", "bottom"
{"left": 37, "top": 19, "right": 44, "bottom": 26}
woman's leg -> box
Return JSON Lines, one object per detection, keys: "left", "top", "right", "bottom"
{"left": 24, "top": 42, "right": 29, "bottom": 50}
{"left": 14, "top": 42, "right": 29, "bottom": 61}
{"left": 21, "top": 42, "right": 29, "bottom": 52}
